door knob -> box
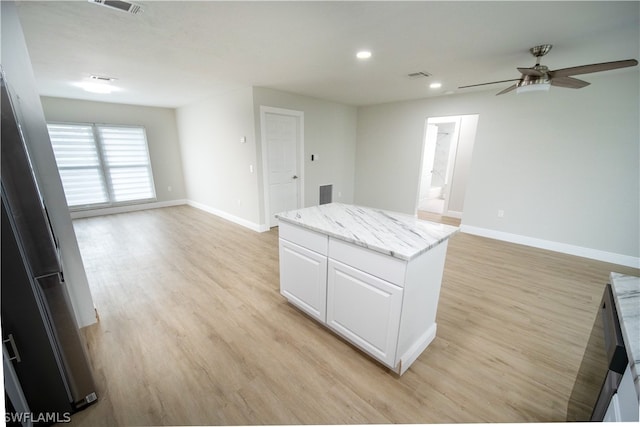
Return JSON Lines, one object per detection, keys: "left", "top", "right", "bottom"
{"left": 292, "top": 175, "right": 298, "bottom": 179}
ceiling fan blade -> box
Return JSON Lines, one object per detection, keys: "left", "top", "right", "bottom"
{"left": 496, "top": 84, "right": 517, "bottom": 96}
{"left": 550, "top": 59, "right": 638, "bottom": 77}
{"left": 550, "top": 76, "right": 591, "bottom": 89}
{"left": 517, "top": 67, "right": 544, "bottom": 77}
{"left": 458, "top": 78, "right": 521, "bottom": 89}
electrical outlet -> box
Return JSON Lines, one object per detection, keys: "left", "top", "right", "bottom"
{"left": 497, "top": 209, "right": 504, "bottom": 218}
{"left": 167, "top": 186, "right": 172, "bottom": 192}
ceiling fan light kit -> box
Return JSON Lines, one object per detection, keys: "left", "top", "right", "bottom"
{"left": 516, "top": 82, "right": 551, "bottom": 94}
{"left": 459, "top": 44, "right": 638, "bottom": 96}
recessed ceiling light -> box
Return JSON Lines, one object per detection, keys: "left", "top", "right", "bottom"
{"left": 429, "top": 82, "right": 442, "bottom": 89}
{"left": 356, "top": 50, "right": 372, "bottom": 59}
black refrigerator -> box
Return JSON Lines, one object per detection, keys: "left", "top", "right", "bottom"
{"left": 1, "top": 72, "right": 97, "bottom": 422}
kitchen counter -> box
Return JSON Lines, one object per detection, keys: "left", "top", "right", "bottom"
{"left": 610, "top": 272, "right": 640, "bottom": 402}
{"left": 276, "top": 203, "right": 458, "bottom": 374}
{"left": 275, "top": 203, "right": 459, "bottom": 261}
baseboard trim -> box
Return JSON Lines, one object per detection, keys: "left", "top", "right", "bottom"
{"left": 70, "top": 199, "right": 188, "bottom": 219}
{"left": 460, "top": 225, "right": 640, "bottom": 269}
{"left": 187, "top": 200, "right": 269, "bottom": 233}
{"left": 446, "top": 210, "right": 463, "bottom": 219}
{"left": 397, "top": 323, "right": 436, "bottom": 376}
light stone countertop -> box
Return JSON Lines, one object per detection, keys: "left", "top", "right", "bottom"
{"left": 275, "top": 203, "right": 459, "bottom": 261}
{"left": 610, "top": 272, "right": 640, "bottom": 402}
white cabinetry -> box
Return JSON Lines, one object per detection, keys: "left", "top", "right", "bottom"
{"left": 279, "top": 222, "right": 328, "bottom": 323}
{"left": 604, "top": 365, "right": 640, "bottom": 422}
{"left": 278, "top": 220, "right": 450, "bottom": 375}
{"left": 327, "top": 259, "right": 403, "bottom": 367}
{"left": 279, "top": 239, "right": 327, "bottom": 322}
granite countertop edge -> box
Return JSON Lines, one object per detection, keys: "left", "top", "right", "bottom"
{"left": 276, "top": 203, "right": 459, "bottom": 261}
{"left": 610, "top": 272, "right": 640, "bottom": 403}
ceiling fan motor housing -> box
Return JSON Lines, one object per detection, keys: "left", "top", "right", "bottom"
{"left": 530, "top": 44, "right": 553, "bottom": 58}
{"left": 518, "top": 64, "right": 550, "bottom": 88}
{"left": 458, "top": 43, "right": 637, "bottom": 95}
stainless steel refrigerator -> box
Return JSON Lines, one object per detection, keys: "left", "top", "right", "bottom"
{"left": 1, "top": 72, "right": 97, "bottom": 420}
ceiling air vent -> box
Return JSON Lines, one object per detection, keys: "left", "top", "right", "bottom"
{"left": 90, "top": 75, "right": 115, "bottom": 81}
{"left": 407, "top": 71, "right": 432, "bottom": 79}
{"left": 88, "top": 0, "right": 143, "bottom": 15}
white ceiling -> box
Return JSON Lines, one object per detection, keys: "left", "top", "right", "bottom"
{"left": 14, "top": 1, "right": 640, "bottom": 108}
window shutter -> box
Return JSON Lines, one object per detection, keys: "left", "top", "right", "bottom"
{"left": 47, "top": 123, "right": 156, "bottom": 209}
{"left": 97, "top": 126, "right": 155, "bottom": 202}
{"left": 47, "top": 124, "right": 109, "bottom": 207}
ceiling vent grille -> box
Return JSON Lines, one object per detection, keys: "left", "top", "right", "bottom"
{"left": 88, "top": 0, "right": 143, "bottom": 15}
{"left": 90, "top": 75, "right": 116, "bottom": 82}
{"left": 407, "top": 71, "right": 432, "bottom": 79}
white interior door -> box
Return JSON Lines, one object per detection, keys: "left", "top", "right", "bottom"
{"left": 262, "top": 107, "right": 303, "bottom": 227}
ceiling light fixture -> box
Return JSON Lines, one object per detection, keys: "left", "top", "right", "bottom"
{"left": 73, "top": 81, "right": 118, "bottom": 94}
{"left": 356, "top": 50, "right": 372, "bottom": 59}
{"left": 429, "top": 82, "right": 442, "bottom": 89}
{"left": 516, "top": 81, "right": 551, "bottom": 94}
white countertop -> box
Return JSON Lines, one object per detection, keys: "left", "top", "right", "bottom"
{"left": 610, "top": 272, "right": 640, "bottom": 402}
{"left": 275, "top": 203, "right": 459, "bottom": 261}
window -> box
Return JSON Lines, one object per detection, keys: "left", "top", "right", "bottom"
{"left": 47, "top": 123, "right": 156, "bottom": 209}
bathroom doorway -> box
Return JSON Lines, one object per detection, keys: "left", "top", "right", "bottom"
{"left": 417, "top": 115, "right": 478, "bottom": 219}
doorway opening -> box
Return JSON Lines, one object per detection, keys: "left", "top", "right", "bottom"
{"left": 417, "top": 114, "right": 478, "bottom": 222}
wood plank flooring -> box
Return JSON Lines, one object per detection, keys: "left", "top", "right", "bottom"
{"left": 68, "top": 205, "right": 638, "bottom": 425}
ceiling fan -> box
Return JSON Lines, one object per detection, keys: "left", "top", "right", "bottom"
{"left": 459, "top": 44, "right": 638, "bottom": 95}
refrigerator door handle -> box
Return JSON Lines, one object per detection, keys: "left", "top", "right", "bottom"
{"left": 3, "top": 334, "right": 22, "bottom": 363}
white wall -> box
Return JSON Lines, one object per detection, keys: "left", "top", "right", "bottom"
{"left": 252, "top": 87, "right": 357, "bottom": 224}
{"left": 1, "top": 1, "right": 96, "bottom": 327}
{"left": 41, "top": 97, "right": 187, "bottom": 210}
{"left": 355, "top": 71, "right": 639, "bottom": 266}
{"left": 176, "top": 87, "right": 262, "bottom": 229}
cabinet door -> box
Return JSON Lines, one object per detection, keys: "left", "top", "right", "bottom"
{"left": 327, "top": 259, "right": 403, "bottom": 368}
{"left": 279, "top": 239, "right": 327, "bottom": 322}
{"left": 603, "top": 394, "right": 619, "bottom": 422}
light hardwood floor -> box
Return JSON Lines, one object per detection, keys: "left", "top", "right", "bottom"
{"left": 68, "top": 205, "right": 638, "bottom": 425}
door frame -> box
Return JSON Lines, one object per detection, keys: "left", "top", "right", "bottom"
{"left": 415, "top": 115, "right": 461, "bottom": 217}
{"left": 260, "top": 106, "right": 305, "bottom": 227}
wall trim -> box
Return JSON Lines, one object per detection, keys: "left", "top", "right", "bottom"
{"left": 461, "top": 225, "right": 640, "bottom": 269}
{"left": 187, "top": 200, "right": 269, "bottom": 233}
{"left": 446, "top": 210, "right": 463, "bottom": 219}
{"left": 70, "top": 199, "right": 187, "bottom": 219}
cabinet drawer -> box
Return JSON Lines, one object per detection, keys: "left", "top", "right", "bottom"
{"left": 278, "top": 221, "right": 328, "bottom": 256}
{"left": 329, "top": 238, "right": 406, "bottom": 286}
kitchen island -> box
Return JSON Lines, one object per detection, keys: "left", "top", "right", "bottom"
{"left": 610, "top": 273, "right": 640, "bottom": 421}
{"left": 276, "top": 203, "right": 459, "bottom": 375}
